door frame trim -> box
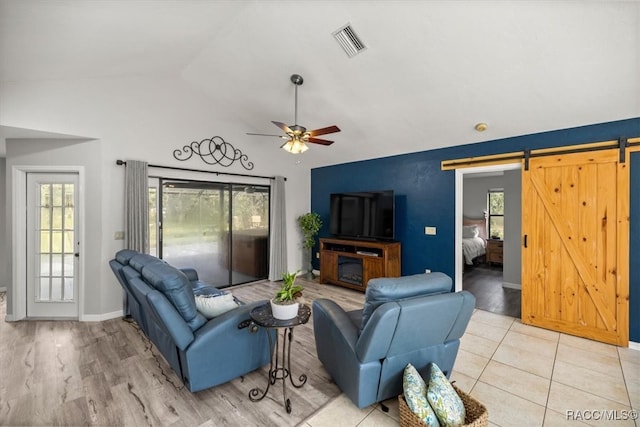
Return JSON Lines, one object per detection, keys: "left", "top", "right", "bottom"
{"left": 11, "top": 165, "right": 86, "bottom": 321}
{"left": 455, "top": 162, "right": 521, "bottom": 292}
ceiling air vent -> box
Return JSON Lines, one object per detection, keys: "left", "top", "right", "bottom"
{"left": 332, "top": 24, "right": 367, "bottom": 58}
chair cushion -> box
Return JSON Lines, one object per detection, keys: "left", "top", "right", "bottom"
{"left": 360, "top": 273, "right": 452, "bottom": 331}
{"left": 403, "top": 363, "right": 440, "bottom": 427}
{"left": 195, "top": 292, "right": 239, "bottom": 319}
{"left": 427, "top": 362, "right": 465, "bottom": 426}
{"left": 141, "top": 262, "right": 206, "bottom": 331}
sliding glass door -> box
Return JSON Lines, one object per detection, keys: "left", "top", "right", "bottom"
{"left": 227, "top": 184, "right": 270, "bottom": 285}
{"left": 150, "top": 179, "right": 269, "bottom": 287}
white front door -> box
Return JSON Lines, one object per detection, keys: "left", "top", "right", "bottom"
{"left": 26, "top": 173, "right": 80, "bottom": 318}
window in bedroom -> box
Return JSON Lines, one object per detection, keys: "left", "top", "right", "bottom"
{"left": 488, "top": 189, "right": 504, "bottom": 239}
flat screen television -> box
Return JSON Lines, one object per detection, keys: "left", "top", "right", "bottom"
{"left": 329, "top": 190, "right": 395, "bottom": 241}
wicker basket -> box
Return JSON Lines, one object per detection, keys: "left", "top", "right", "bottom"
{"left": 398, "top": 384, "right": 488, "bottom": 427}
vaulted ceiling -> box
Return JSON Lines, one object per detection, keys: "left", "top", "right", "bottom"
{"left": 1, "top": 1, "right": 638, "bottom": 165}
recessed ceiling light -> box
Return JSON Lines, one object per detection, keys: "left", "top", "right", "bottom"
{"left": 475, "top": 123, "right": 488, "bottom": 132}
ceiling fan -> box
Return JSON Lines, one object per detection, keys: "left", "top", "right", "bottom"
{"left": 247, "top": 74, "right": 341, "bottom": 154}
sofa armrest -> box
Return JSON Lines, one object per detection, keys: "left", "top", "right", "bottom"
{"left": 312, "top": 299, "right": 359, "bottom": 358}
{"left": 190, "top": 300, "right": 270, "bottom": 344}
{"left": 313, "top": 298, "right": 383, "bottom": 408}
{"left": 179, "top": 268, "right": 199, "bottom": 282}
{"left": 180, "top": 300, "right": 275, "bottom": 391}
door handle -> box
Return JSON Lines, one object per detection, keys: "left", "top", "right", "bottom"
{"left": 74, "top": 253, "right": 79, "bottom": 258}
{"left": 523, "top": 235, "right": 528, "bottom": 248}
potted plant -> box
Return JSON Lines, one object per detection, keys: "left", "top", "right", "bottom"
{"left": 297, "top": 212, "right": 322, "bottom": 279}
{"left": 271, "top": 271, "right": 304, "bottom": 320}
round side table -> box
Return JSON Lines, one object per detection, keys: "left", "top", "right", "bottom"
{"left": 248, "top": 302, "right": 311, "bottom": 414}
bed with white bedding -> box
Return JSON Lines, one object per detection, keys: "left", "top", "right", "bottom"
{"left": 462, "top": 218, "right": 487, "bottom": 265}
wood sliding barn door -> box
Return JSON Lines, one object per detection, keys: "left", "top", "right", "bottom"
{"left": 522, "top": 149, "right": 629, "bottom": 346}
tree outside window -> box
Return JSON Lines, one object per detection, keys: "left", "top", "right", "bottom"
{"left": 488, "top": 190, "right": 504, "bottom": 239}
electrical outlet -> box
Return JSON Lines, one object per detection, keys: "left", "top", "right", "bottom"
{"left": 316, "top": 252, "right": 320, "bottom": 259}
{"left": 424, "top": 226, "right": 437, "bottom": 235}
{"left": 425, "top": 269, "right": 431, "bottom": 274}
{"left": 114, "top": 231, "right": 125, "bottom": 240}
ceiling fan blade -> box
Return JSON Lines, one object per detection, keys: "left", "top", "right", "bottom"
{"left": 308, "top": 125, "right": 341, "bottom": 137}
{"left": 272, "top": 121, "right": 293, "bottom": 134}
{"left": 308, "top": 137, "right": 334, "bottom": 146}
{"left": 246, "top": 132, "right": 287, "bottom": 138}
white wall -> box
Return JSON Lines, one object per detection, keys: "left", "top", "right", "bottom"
{"left": 462, "top": 174, "right": 505, "bottom": 219}
{"left": 1, "top": 76, "right": 312, "bottom": 319}
{"left": 503, "top": 169, "right": 522, "bottom": 288}
{"left": 0, "top": 158, "right": 7, "bottom": 291}
{"left": 6, "top": 139, "right": 104, "bottom": 315}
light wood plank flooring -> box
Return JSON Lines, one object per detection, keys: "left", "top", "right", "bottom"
{"left": 0, "top": 279, "right": 365, "bottom": 427}
{"left": 5, "top": 279, "right": 638, "bottom": 427}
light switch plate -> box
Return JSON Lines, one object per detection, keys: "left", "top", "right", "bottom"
{"left": 424, "top": 226, "right": 437, "bottom": 235}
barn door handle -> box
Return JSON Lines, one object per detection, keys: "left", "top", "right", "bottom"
{"left": 523, "top": 235, "right": 528, "bottom": 248}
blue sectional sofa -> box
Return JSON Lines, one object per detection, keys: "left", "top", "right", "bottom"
{"left": 109, "top": 249, "right": 273, "bottom": 392}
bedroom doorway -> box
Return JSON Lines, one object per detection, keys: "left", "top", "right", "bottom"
{"left": 455, "top": 163, "right": 522, "bottom": 318}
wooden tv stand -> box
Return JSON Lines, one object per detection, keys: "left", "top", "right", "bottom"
{"left": 319, "top": 238, "right": 401, "bottom": 291}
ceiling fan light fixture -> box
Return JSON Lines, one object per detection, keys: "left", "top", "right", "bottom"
{"left": 247, "top": 73, "right": 340, "bottom": 152}
{"left": 281, "top": 138, "right": 309, "bottom": 154}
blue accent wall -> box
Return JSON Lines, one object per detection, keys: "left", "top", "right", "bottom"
{"left": 311, "top": 118, "right": 640, "bottom": 342}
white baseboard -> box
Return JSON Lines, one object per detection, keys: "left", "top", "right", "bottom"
{"left": 502, "top": 281, "right": 522, "bottom": 290}
{"left": 5, "top": 310, "right": 123, "bottom": 322}
{"left": 629, "top": 341, "right": 640, "bottom": 351}
{"left": 81, "top": 310, "right": 124, "bottom": 322}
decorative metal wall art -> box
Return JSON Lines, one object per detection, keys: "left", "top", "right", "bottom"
{"left": 173, "top": 136, "right": 254, "bottom": 170}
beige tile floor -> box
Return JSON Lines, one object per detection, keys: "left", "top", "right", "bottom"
{"left": 301, "top": 309, "right": 640, "bottom": 427}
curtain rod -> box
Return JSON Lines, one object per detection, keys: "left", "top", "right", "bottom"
{"left": 115, "top": 160, "right": 286, "bottom": 181}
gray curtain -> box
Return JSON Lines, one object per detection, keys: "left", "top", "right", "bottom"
{"left": 125, "top": 160, "right": 149, "bottom": 252}
{"left": 268, "top": 176, "right": 287, "bottom": 281}
{"left": 123, "top": 160, "right": 148, "bottom": 314}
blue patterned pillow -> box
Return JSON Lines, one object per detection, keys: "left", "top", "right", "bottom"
{"left": 403, "top": 364, "right": 441, "bottom": 427}
{"left": 426, "top": 363, "right": 465, "bottom": 426}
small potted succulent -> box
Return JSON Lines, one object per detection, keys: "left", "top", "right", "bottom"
{"left": 271, "top": 271, "right": 304, "bottom": 320}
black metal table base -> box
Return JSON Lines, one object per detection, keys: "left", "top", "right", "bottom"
{"left": 249, "top": 326, "right": 307, "bottom": 413}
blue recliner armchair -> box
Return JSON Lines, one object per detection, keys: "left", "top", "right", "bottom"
{"left": 313, "top": 273, "right": 475, "bottom": 408}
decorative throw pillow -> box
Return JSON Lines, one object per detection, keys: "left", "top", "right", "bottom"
{"left": 462, "top": 225, "right": 479, "bottom": 238}
{"left": 426, "top": 363, "right": 465, "bottom": 427}
{"left": 195, "top": 292, "right": 239, "bottom": 319}
{"left": 403, "top": 364, "right": 440, "bottom": 427}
